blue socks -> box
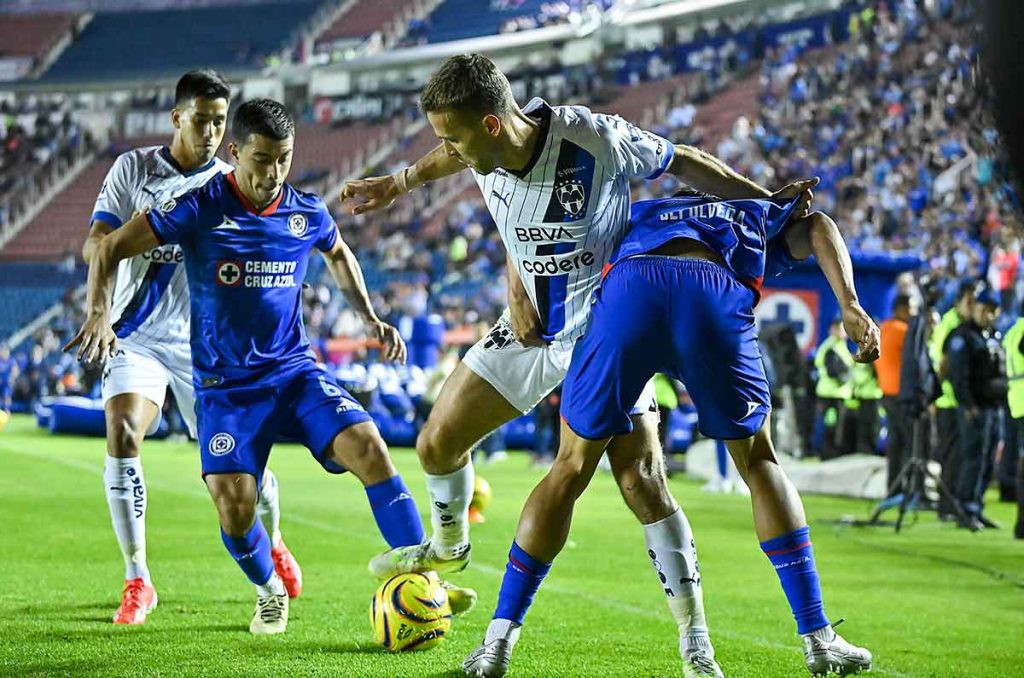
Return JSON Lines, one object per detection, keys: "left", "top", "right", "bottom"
{"left": 366, "top": 475, "right": 425, "bottom": 548}
{"left": 221, "top": 521, "right": 274, "bottom": 586}
{"left": 493, "top": 541, "right": 552, "bottom": 624}
{"left": 760, "top": 526, "right": 829, "bottom": 634}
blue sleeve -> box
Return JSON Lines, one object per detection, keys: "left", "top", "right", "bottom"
{"left": 764, "top": 232, "right": 801, "bottom": 278}
{"left": 313, "top": 201, "right": 339, "bottom": 252}
{"left": 146, "top": 190, "right": 203, "bottom": 245}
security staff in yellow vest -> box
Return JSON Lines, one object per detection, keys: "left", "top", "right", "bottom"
{"left": 930, "top": 281, "right": 978, "bottom": 517}
{"left": 1002, "top": 312, "right": 1024, "bottom": 539}
{"left": 815, "top": 319, "right": 853, "bottom": 460}
{"left": 839, "top": 362, "right": 883, "bottom": 456}
{"left": 946, "top": 288, "right": 1004, "bottom": 530}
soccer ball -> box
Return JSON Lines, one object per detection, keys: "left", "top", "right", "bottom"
{"left": 471, "top": 475, "right": 492, "bottom": 512}
{"left": 370, "top": 572, "right": 451, "bottom": 652}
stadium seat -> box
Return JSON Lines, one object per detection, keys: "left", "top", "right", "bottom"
{"left": 39, "top": 2, "right": 322, "bottom": 83}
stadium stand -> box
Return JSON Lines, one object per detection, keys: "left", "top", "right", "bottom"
{"left": 39, "top": 1, "right": 323, "bottom": 82}
{"left": 315, "top": 0, "right": 420, "bottom": 48}
{"left": 0, "top": 12, "right": 78, "bottom": 61}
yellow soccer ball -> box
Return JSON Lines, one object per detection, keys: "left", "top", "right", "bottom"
{"left": 471, "top": 475, "right": 492, "bottom": 513}
{"left": 370, "top": 572, "right": 452, "bottom": 652}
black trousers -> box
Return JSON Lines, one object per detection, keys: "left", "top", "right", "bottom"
{"left": 935, "top": 407, "right": 961, "bottom": 514}
{"left": 955, "top": 407, "right": 999, "bottom": 514}
{"left": 999, "top": 407, "right": 1019, "bottom": 494}
{"left": 883, "top": 396, "right": 912, "bottom": 496}
{"left": 818, "top": 397, "right": 845, "bottom": 460}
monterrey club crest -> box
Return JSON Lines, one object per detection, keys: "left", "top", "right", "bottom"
{"left": 555, "top": 181, "right": 586, "bottom": 217}
{"left": 288, "top": 213, "right": 308, "bottom": 237}
{"left": 216, "top": 260, "right": 242, "bottom": 287}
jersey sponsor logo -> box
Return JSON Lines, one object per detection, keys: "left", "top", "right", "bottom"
{"left": 521, "top": 249, "right": 595, "bottom": 276}
{"left": 216, "top": 260, "right": 243, "bottom": 287}
{"left": 557, "top": 166, "right": 586, "bottom": 178}
{"left": 491, "top": 190, "right": 512, "bottom": 209}
{"left": 513, "top": 226, "right": 573, "bottom": 242}
{"left": 209, "top": 432, "right": 236, "bottom": 457}
{"left": 213, "top": 215, "right": 240, "bottom": 230}
{"left": 555, "top": 181, "right": 586, "bottom": 216}
{"left": 288, "top": 213, "right": 308, "bottom": 237}
{"left": 141, "top": 246, "right": 184, "bottom": 263}
{"left": 244, "top": 260, "right": 298, "bottom": 288}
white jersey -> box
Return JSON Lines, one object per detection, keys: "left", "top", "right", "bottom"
{"left": 472, "top": 98, "right": 674, "bottom": 347}
{"left": 91, "top": 146, "right": 231, "bottom": 347}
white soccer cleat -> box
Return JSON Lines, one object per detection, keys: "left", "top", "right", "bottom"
{"left": 249, "top": 593, "right": 288, "bottom": 635}
{"left": 803, "top": 623, "right": 872, "bottom": 676}
{"left": 463, "top": 624, "right": 520, "bottom": 678}
{"left": 683, "top": 651, "right": 725, "bottom": 678}
{"left": 682, "top": 634, "right": 725, "bottom": 678}
{"left": 368, "top": 540, "right": 470, "bottom": 579}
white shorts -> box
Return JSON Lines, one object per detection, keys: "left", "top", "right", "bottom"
{"left": 462, "top": 311, "right": 657, "bottom": 416}
{"left": 101, "top": 340, "right": 196, "bottom": 436}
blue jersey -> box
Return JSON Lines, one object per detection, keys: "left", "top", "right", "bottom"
{"left": 612, "top": 195, "right": 802, "bottom": 298}
{"left": 146, "top": 172, "right": 339, "bottom": 388}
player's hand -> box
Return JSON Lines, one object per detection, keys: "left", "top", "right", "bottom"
{"left": 63, "top": 314, "right": 117, "bottom": 364}
{"left": 509, "top": 300, "right": 547, "bottom": 347}
{"left": 772, "top": 177, "right": 819, "bottom": 220}
{"left": 340, "top": 175, "right": 402, "bottom": 215}
{"left": 370, "top": 320, "right": 407, "bottom": 364}
{"left": 842, "top": 301, "right": 880, "bottom": 363}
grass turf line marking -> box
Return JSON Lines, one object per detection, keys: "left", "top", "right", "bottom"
{"left": 6, "top": 447, "right": 913, "bottom": 677}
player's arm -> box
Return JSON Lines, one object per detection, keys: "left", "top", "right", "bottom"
{"left": 82, "top": 221, "right": 114, "bottom": 264}
{"left": 321, "top": 231, "right": 407, "bottom": 364}
{"left": 781, "top": 211, "right": 879, "bottom": 363}
{"left": 64, "top": 214, "right": 160, "bottom": 362}
{"left": 507, "top": 253, "right": 546, "bottom": 347}
{"left": 668, "top": 145, "right": 818, "bottom": 211}
{"left": 339, "top": 143, "right": 466, "bottom": 215}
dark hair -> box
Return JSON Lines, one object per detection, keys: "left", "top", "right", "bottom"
{"left": 420, "top": 54, "right": 515, "bottom": 116}
{"left": 892, "top": 294, "right": 912, "bottom": 312}
{"left": 174, "top": 69, "right": 230, "bottom": 106}
{"left": 232, "top": 99, "right": 294, "bottom": 145}
{"left": 956, "top": 279, "right": 979, "bottom": 301}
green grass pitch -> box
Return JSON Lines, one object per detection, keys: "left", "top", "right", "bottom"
{"left": 1, "top": 414, "right": 1020, "bottom": 677}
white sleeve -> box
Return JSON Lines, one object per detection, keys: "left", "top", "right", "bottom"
{"left": 592, "top": 113, "right": 675, "bottom": 181}
{"left": 90, "top": 153, "right": 136, "bottom": 229}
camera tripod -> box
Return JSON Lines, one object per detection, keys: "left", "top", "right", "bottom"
{"left": 865, "top": 413, "right": 974, "bottom": 532}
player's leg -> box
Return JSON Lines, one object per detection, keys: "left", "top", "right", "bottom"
{"left": 196, "top": 385, "right": 288, "bottom": 634}
{"left": 606, "top": 412, "right": 722, "bottom": 678}
{"left": 665, "top": 260, "right": 869, "bottom": 675}
{"left": 372, "top": 321, "right": 559, "bottom": 577}
{"left": 465, "top": 259, "right": 667, "bottom": 677}
{"left": 100, "top": 347, "right": 165, "bottom": 625}
{"left": 256, "top": 469, "right": 302, "bottom": 597}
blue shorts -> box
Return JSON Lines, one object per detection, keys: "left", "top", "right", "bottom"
{"left": 561, "top": 256, "right": 770, "bottom": 441}
{"left": 196, "top": 361, "right": 372, "bottom": 485}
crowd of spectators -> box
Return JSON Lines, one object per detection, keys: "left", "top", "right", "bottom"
{"left": 0, "top": 96, "right": 93, "bottom": 229}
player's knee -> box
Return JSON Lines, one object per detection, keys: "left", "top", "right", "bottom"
{"left": 108, "top": 415, "right": 143, "bottom": 457}
{"left": 416, "top": 416, "right": 460, "bottom": 469}
{"left": 615, "top": 458, "right": 675, "bottom": 522}
{"left": 206, "top": 474, "right": 258, "bottom": 535}
{"left": 332, "top": 425, "right": 394, "bottom": 484}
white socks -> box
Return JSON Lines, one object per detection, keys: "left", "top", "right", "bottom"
{"left": 425, "top": 464, "right": 474, "bottom": 559}
{"left": 643, "top": 508, "right": 709, "bottom": 642}
{"left": 485, "top": 618, "right": 521, "bottom": 645}
{"left": 103, "top": 455, "right": 150, "bottom": 582}
{"left": 256, "top": 573, "right": 286, "bottom": 597}
{"left": 257, "top": 469, "right": 282, "bottom": 547}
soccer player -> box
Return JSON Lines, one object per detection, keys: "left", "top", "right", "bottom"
{"left": 462, "top": 193, "right": 879, "bottom": 677}
{"left": 343, "top": 53, "right": 814, "bottom": 677}
{"left": 82, "top": 70, "right": 302, "bottom": 625}
{"left": 68, "top": 99, "right": 433, "bottom": 635}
